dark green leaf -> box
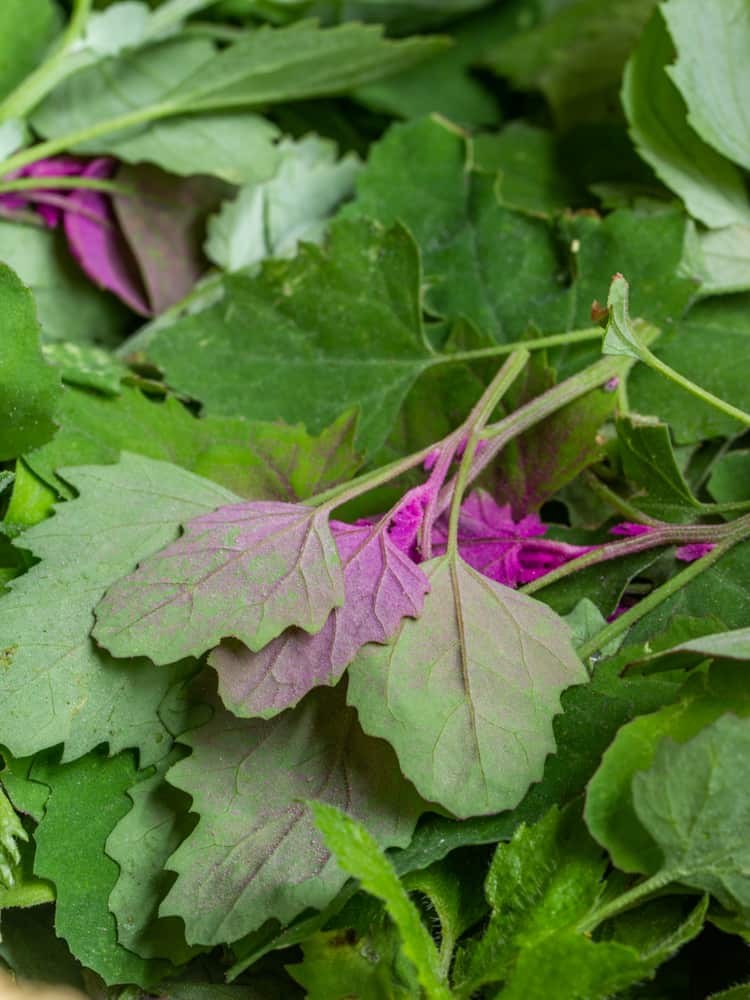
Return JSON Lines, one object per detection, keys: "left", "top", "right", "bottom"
{"left": 0, "top": 262, "right": 61, "bottom": 459}
{"left": 709, "top": 451, "right": 750, "bottom": 506}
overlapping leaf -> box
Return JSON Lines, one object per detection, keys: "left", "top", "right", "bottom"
{"left": 0, "top": 454, "right": 237, "bottom": 762}
{"left": 210, "top": 521, "right": 429, "bottom": 718}
{"left": 347, "top": 554, "right": 587, "bottom": 818}
{"left": 160, "top": 683, "right": 424, "bottom": 944}
{"left": 94, "top": 500, "right": 344, "bottom": 663}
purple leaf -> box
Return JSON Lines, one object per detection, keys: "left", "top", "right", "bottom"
{"left": 210, "top": 521, "right": 430, "bottom": 718}
{"left": 63, "top": 158, "right": 151, "bottom": 316}
{"left": 93, "top": 501, "right": 344, "bottom": 664}
{"left": 112, "top": 163, "right": 228, "bottom": 314}
{"left": 432, "top": 490, "right": 590, "bottom": 588}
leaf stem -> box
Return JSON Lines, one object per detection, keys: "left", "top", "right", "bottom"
{"left": 576, "top": 521, "right": 750, "bottom": 662}
{"left": 639, "top": 345, "right": 750, "bottom": 429}
{"left": 446, "top": 350, "right": 529, "bottom": 557}
{"left": 577, "top": 871, "right": 675, "bottom": 934}
{"left": 581, "top": 471, "right": 663, "bottom": 527}
{"left": 0, "top": 0, "right": 95, "bottom": 123}
{"left": 0, "top": 176, "right": 131, "bottom": 196}
{"left": 0, "top": 101, "right": 179, "bottom": 177}
{"left": 427, "top": 327, "right": 602, "bottom": 368}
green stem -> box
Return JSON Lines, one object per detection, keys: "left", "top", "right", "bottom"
{"left": 435, "top": 355, "right": 632, "bottom": 518}
{"left": 577, "top": 871, "right": 674, "bottom": 934}
{"left": 0, "top": 0, "right": 94, "bottom": 123}
{"left": 0, "top": 176, "right": 131, "bottom": 196}
{"left": 446, "top": 350, "right": 529, "bottom": 556}
{"left": 641, "top": 345, "right": 750, "bottom": 429}
{"left": 581, "top": 471, "right": 663, "bottom": 527}
{"left": 425, "top": 327, "right": 602, "bottom": 368}
{"left": 0, "top": 101, "right": 179, "bottom": 177}
{"left": 576, "top": 527, "right": 750, "bottom": 662}
{"left": 310, "top": 443, "right": 439, "bottom": 512}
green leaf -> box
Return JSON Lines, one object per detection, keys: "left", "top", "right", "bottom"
{"left": 0, "top": 749, "right": 51, "bottom": 823}
{"left": 616, "top": 415, "right": 704, "bottom": 520}
{"left": 697, "top": 225, "right": 750, "bottom": 297}
{"left": 113, "top": 164, "right": 229, "bottom": 315}
{"left": 168, "top": 21, "right": 448, "bottom": 113}
{"left": 662, "top": 0, "right": 750, "bottom": 172}
{"left": 602, "top": 273, "right": 647, "bottom": 361}
{"left": 709, "top": 450, "right": 750, "bottom": 506}
{"left": 288, "top": 923, "right": 418, "bottom": 1000}
{"left": 0, "top": 836, "right": 54, "bottom": 909}
{"left": 622, "top": 11, "right": 750, "bottom": 229}
{"left": 453, "top": 805, "right": 645, "bottom": 998}
{"left": 0, "top": 221, "right": 131, "bottom": 346}
{"left": 0, "top": 263, "right": 61, "bottom": 460}
{"left": 32, "top": 751, "right": 167, "bottom": 987}
{"left": 585, "top": 661, "right": 750, "bottom": 874}
{"left": 106, "top": 750, "right": 199, "bottom": 966}
{"left": 0, "top": 0, "right": 59, "bottom": 104}
{"left": 26, "top": 386, "right": 360, "bottom": 501}
{"left": 107, "top": 111, "right": 281, "bottom": 183}
{"left": 0, "top": 454, "right": 237, "bottom": 762}
{"left": 474, "top": 122, "right": 579, "bottom": 218}
{"left": 311, "top": 802, "right": 450, "bottom": 1000}
{"left": 160, "top": 683, "right": 424, "bottom": 944}
{"left": 347, "top": 553, "right": 587, "bottom": 818}
{"left": 483, "top": 0, "right": 658, "bottom": 126}
{"left": 344, "top": 116, "right": 572, "bottom": 340}
{"left": 148, "top": 218, "right": 433, "bottom": 455}
{"left": 205, "top": 135, "right": 360, "bottom": 272}
{"left": 633, "top": 713, "right": 750, "bottom": 914}
{"left": 41, "top": 341, "right": 128, "bottom": 396}
{"left": 31, "top": 36, "right": 217, "bottom": 145}
{"left": 629, "top": 296, "right": 750, "bottom": 444}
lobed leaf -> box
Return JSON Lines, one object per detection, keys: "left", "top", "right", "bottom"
{"left": 94, "top": 500, "right": 344, "bottom": 664}
{"left": 211, "top": 521, "right": 429, "bottom": 718}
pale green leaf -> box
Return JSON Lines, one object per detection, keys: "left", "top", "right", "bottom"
{"left": 80, "top": 1, "right": 151, "bottom": 56}
{"left": 622, "top": 11, "right": 750, "bottom": 229}
{"left": 0, "top": 786, "right": 26, "bottom": 889}
{"left": 663, "top": 0, "right": 750, "bottom": 172}
{"left": 347, "top": 554, "right": 587, "bottom": 818}
{"left": 160, "top": 684, "right": 424, "bottom": 944}
{"left": 0, "top": 454, "right": 238, "bottom": 762}
{"left": 205, "top": 135, "right": 360, "bottom": 272}
{"left": 602, "top": 273, "right": 646, "bottom": 361}
{"left": 697, "top": 225, "right": 750, "bottom": 296}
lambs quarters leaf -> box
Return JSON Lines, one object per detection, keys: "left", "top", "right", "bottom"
{"left": 32, "top": 751, "right": 167, "bottom": 987}
{"left": 210, "top": 521, "right": 430, "bottom": 719}
{"left": 160, "top": 682, "right": 424, "bottom": 945}
{"left": 148, "top": 218, "right": 434, "bottom": 455}
{"left": 94, "top": 500, "right": 344, "bottom": 663}
{"left": 0, "top": 454, "right": 238, "bottom": 762}
{"left": 347, "top": 554, "right": 587, "bottom": 818}
{"left": 0, "top": 263, "right": 61, "bottom": 460}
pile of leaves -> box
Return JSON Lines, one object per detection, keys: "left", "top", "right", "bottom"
{"left": 2, "top": 0, "right": 750, "bottom": 997}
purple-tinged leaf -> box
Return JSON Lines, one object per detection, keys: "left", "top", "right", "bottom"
{"left": 210, "top": 521, "right": 430, "bottom": 718}
{"left": 93, "top": 501, "right": 344, "bottom": 664}
{"left": 113, "top": 163, "right": 228, "bottom": 315}
{"left": 159, "top": 682, "right": 424, "bottom": 945}
{"left": 347, "top": 554, "right": 587, "bottom": 818}
{"left": 432, "top": 490, "right": 590, "bottom": 588}
{"left": 63, "top": 158, "right": 151, "bottom": 316}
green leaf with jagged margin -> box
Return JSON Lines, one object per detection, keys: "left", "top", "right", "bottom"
{"left": 26, "top": 385, "right": 360, "bottom": 502}
{"left": 160, "top": 682, "right": 424, "bottom": 945}
{"left": 32, "top": 751, "right": 169, "bottom": 987}
{"left": 0, "top": 454, "right": 237, "bottom": 762}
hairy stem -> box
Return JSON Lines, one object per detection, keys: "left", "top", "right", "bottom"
{"left": 641, "top": 345, "right": 750, "bottom": 429}
{"left": 0, "top": 176, "right": 131, "bottom": 196}
{"left": 577, "top": 871, "right": 676, "bottom": 934}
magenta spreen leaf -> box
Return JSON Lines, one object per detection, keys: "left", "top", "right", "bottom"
{"left": 93, "top": 501, "right": 344, "bottom": 664}
{"left": 63, "top": 158, "right": 151, "bottom": 316}
{"left": 209, "top": 521, "right": 430, "bottom": 719}
{"left": 432, "top": 490, "right": 590, "bottom": 588}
